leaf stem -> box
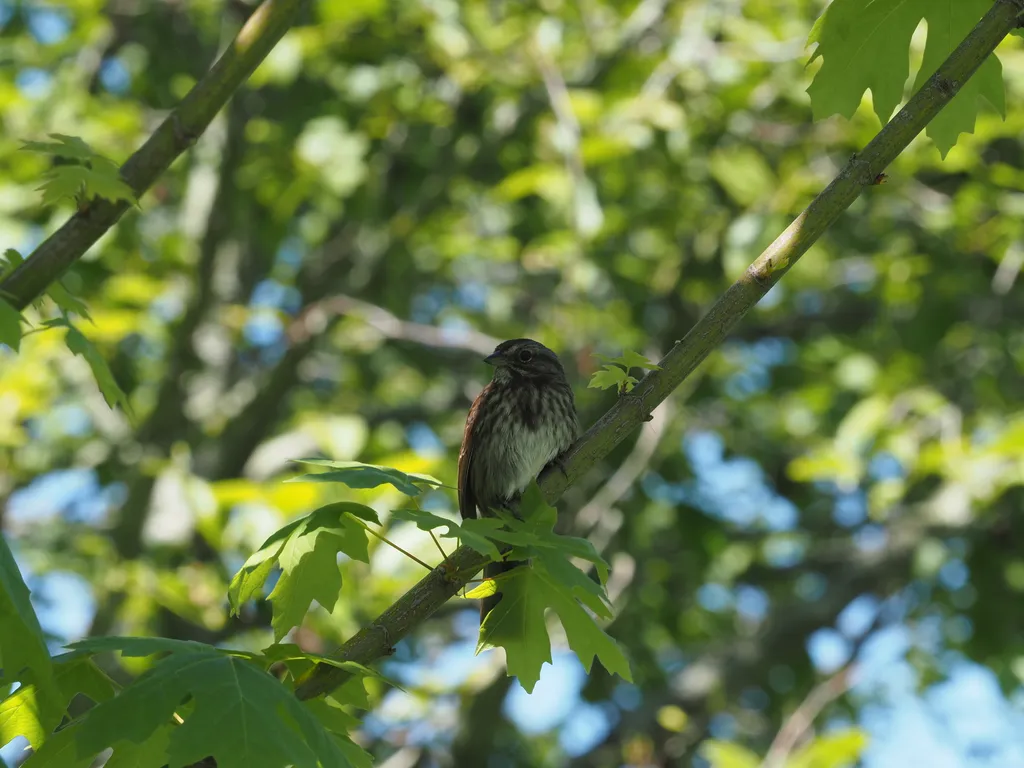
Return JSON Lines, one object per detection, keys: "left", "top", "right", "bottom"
{"left": 427, "top": 530, "right": 448, "bottom": 560}
{"left": 345, "top": 514, "right": 434, "bottom": 571}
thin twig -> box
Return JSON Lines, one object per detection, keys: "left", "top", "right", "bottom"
{"left": 759, "top": 666, "right": 855, "bottom": 768}
{"left": 759, "top": 610, "right": 886, "bottom": 768}
{"left": 532, "top": 35, "right": 603, "bottom": 236}
{"left": 289, "top": 294, "right": 498, "bottom": 354}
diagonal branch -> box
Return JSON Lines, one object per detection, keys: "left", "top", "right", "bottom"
{"left": 0, "top": 0, "right": 305, "bottom": 311}
{"left": 289, "top": 0, "right": 1024, "bottom": 703}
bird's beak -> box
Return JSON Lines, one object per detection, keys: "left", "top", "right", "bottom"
{"left": 484, "top": 352, "right": 503, "bottom": 367}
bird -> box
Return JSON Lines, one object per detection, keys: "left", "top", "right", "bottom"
{"left": 458, "top": 338, "right": 579, "bottom": 622}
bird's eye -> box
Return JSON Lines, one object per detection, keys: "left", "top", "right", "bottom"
{"left": 518, "top": 349, "right": 534, "bottom": 363}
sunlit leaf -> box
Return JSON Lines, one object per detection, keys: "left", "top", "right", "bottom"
{"left": 0, "top": 537, "right": 62, "bottom": 732}
{"left": 806, "top": 0, "right": 999, "bottom": 156}
{"left": 226, "top": 504, "right": 371, "bottom": 639}
{"left": 0, "top": 654, "right": 116, "bottom": 749}
{"left": 21, "top": 134, "right": 97, "bottom": 161}
{"left": 0, "top": 298, "right": 22, "bottom": 351}
{"left": 391, "top": 507, "right": 501, "bottom": 560}
{"left": 64, "top": 327, "right": 132, "bottom": 416}
{"left": 702, "top": 740, "right": 761, "bottom": 768}
{"left": 288, "top": 459, "right": 443, "bottom": 496}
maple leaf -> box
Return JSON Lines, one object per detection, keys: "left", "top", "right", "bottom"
{"left": 227, "top": 504, "right": 372, "bottom": 639}
{"left": 0, "top": 298, "right": 22, "bottom": 351}
{"left": 476, "top": 561, "right": 631, "bottom": 693}
{"left": 473, "top": 483, "right": 629, "bottom": 692}
{"left": 38, "top": 165, "right": 89, "bottom": 207}
{"left": 0, "top": 538, "right": 62, "bottom": 731}
{"left": 588, "top": 364, "right": 635, "bottom": 392}
{"left": 65, "top": 327, "right": 133, "bottom": 417}
{"left": 0, "top": 654, "right": 116, "bottom": 749}
{"left": 806, "top": 0, "right": 1001, "bottom": 156}
{"left": 288, "top": 458, "right": 444, "bottom": 496}
{"left": 21, "top": 134, "right": 97, "bottom": 161}
{"left": 390, "top": 507, "right": 501, "bottom": 559}
{"left": 69, "top": 649, "right": 360, "bottom": 768}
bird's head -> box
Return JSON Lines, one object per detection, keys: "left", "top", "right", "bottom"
{"left": 485, "top": 338, "right": 566, "bottom": 382}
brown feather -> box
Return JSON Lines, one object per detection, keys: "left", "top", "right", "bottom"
{"left": 458, "top": 381, "right": 492, "bottom": 519}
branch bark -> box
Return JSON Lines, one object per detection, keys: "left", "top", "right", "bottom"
{"left": 288, "top": 0, "right": 1024, "bottom": 703}
{"left": 0, "top": 0, "right": 305, "bottom": 310}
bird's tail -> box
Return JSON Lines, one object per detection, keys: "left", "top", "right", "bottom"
{"left": 480, "top": 558, "right": 524, "bottom": 623}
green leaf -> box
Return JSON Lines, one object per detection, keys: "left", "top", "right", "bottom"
{"left": 504, "top": 483, "right": 611, "bottom": 584}
{"left": 534, "top": 563, "right": 631, "bottom": 681}
{"left": 67, "top": 636, "right": 241, "bottom": 659}
{"left": 38, "top": 165, "right": 89, "bottom": 207}
{"left": 702, "top": 740, "right": 761, "bottom": 768}
{"left": 0, "top": 655, "right": 116, "bottom": 748}
{"left": 332, "top": 676, "right": 371, "bottom": 710}
{"left": 303, "top": 697, "right": 361, "bottom": 734}
{"left": 24, "top": 720, "right": 173, "bottom": 768}
{"left": 476, "top": 568, "right": 552, "bottom": 692}
{"left": 73, "top": 651, "right": 357, "bottom": 768}
{"left": 616, "top": 349, "right": 661, "bottom": 371}
{"left": 806, "top": 0, "right": 999, "bottom": 157}
{"left": 101, "top": 724, "right": 173, "bottom": 768}
{"left": 1, "top": 248, "right": 24, "bottom": 281}
{"left": 302, "top": 690, "right": 380, "bottom": 767}
{"left": 24, "top": 719, "right": 172, "bottom": 768}
{"left": 22, "top": 135, "right": 135, "bottom": 206}
{"left": 333, "top": 735, "right": 374, "bottom": 768}
{"left": 257, "top": 643, "right": 398, "bottom": 690}
{"left": 45, "top": 279, "right": 92, "bottom": 320}
{"left": 323, "top": 501, "right": 381, "bottom": 525}
{"left": 464, "top": 579, "right": 498, "bottom": 599}
{"left": 594, "top": 350, "right": 661, "bottom": 371}
{"left": 227, "top": 518, "right": 306, "bottom": 612}
{"left": 226, "top": 505, "right": 371, "bottom": 639}
{"left": 289, "top": 459, "right": 443, "bottom": 496}
{"left": 82, "top": 156, "right": 136, "bottom": 204}
{"left": 269, "top": 514, "right": 369, "bottom": 640}
{"left": 0, "top": 298, "right": 22, "bottom": 351}
{"left": 0, "top": 536, "right": 62, "bottom": 730}
{"left": 536, "top": 550, "right": 612, "bottom": 618}
{"left": 64, "top": 327, "right": 133, "bottom": 416}
{"left": 21, "top": 134, "right": 97, "bottom": 161}
{"left": 910, "top": 0, "right": 1003, "bottom": 156}
{"left": 588, "top": 364, "right": 631, "bottom": 391}
{"left": 473, "top": 481, "right": 628, "bottom": 690}
{"left": 391, "top": 507, "right": 502, "bottom": 560}
{"left": 476, "top": 561, "right": 631, "bottom": 693}
{"left": 788, "top": 729, "right": 869, "bottom": 768}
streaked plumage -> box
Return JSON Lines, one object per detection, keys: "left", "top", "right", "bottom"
{"left": 458, "top": 338, "right": 578, "bottom": 620}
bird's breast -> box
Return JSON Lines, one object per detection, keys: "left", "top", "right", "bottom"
{"left": 491, "top": 389, "right": 575, "bottom": 501}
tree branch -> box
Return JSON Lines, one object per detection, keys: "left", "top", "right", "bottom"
{"left": 0, "top": 0, "right": 305, "bottom": 310}
{"left": 287, "top": 0, "right": 1024, "bottom": 704}
{"left": 759, "top": 665, "right": 855, "bottom": 768}
{"left": 288, "top": 293, "right": 500, "bottom": 354}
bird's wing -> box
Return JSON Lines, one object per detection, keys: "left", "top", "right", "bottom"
{"left": 458, "top": 383, "right": 490, "bottom": 519}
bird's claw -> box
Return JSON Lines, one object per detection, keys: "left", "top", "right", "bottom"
{"left": 549, "top": 453, "right": 571, "bottom": 482}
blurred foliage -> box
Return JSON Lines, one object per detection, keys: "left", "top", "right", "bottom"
{"left": 1, "top": 0, "right": 1024, "bottom": 766}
